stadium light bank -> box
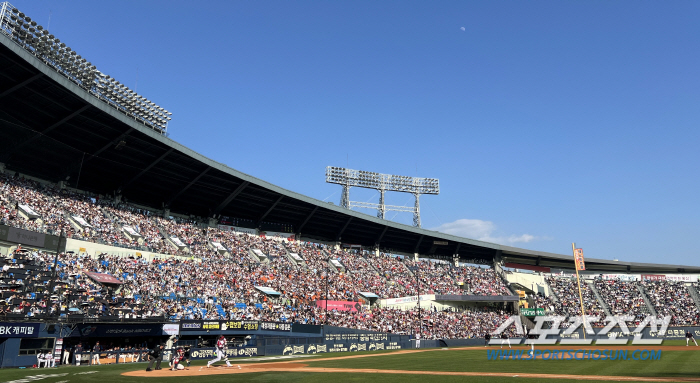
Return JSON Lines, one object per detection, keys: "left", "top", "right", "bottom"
{"left": 325, "top": 166, "right": 439, "bottom": 228}
{"left": 0, "top": 2, "right": 171, "bottom": 135}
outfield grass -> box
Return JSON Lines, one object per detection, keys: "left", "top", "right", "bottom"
{"left": 1, "top": 343, "right": 698, "bottom": 383}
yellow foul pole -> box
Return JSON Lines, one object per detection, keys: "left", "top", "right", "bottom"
{"left": 573, "top": 242, "right": 587, "bottom": 340}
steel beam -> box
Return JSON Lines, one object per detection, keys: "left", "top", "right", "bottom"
{"left": 336, "top": 217, "right": 353, "bottom": 241}
{"left": 0, "top": 73, "right": 42, "bottom": 98}
{"left": 297, "top": 206, "right": 318, "bottom": 233}
{"left": 120, "top": 148, "right": 174, "bottom": 190}
{"left": 375, "top": 226, "right": 388, "bottom": 245}
{"left": 3, "top": 104, "right": 90, "bottom": 161}
{"left": 213, "top": 181, "right": 250, "bottom": 215}
{"left": 257, "top": 195, "right": 284, "bottom": 224}
{"left": 167, "top": 167, "right": 210, "bottom": 206}
{"left": 413, "top": 235, "right": 424, "bottom": 254}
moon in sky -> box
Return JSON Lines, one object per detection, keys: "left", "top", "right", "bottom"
{"left": 460, "top": 27, "right": 465, "bottom": 31}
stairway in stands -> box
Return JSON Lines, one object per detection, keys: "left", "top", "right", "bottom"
{"left": 636, "top": 284, "right": 658, "bottom": 317}
{"left": 587, "top": 281, "right": 613, "bottom": 317}
{"left": 686, "top": 284, "right": 700, "bottom": 313}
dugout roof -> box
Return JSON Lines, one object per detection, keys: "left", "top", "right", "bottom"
{"left": 0, "top": 33, "right": 697, "bottom": 273}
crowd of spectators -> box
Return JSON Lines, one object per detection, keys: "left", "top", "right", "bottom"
{"left": 5, "top": 172, "right": 700, "bottom": 338}
{"left": 546, "top": 276, "right": 607, "bottom": 320}
{"left": 642, "top": 280, "right": 700, "bottom": 325}
{"left": 593, "top": 278, "right": 650, "bottom": 322}
{"left": 1, "top": 247, "right": 520, "bottom": 339}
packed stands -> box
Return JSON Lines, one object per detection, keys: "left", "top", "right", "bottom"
{"left": 546, "top": 276, "right": 607, "bottom": 319}
{"left": 642, "top": 280, "right": 700, "bottom": 325}
{"left": 4, "top": 171, "right": 700, "bottom": 339}
{"left": 593, "top": 278, "right": 650, "bottom": 323}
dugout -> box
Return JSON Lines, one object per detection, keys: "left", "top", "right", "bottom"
{"left": 0, "top": 322, "right": 71, "bottom": 368}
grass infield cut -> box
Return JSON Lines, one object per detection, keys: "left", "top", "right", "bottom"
{"left": 2, "top": 341, "right": 699, "bottom": 383}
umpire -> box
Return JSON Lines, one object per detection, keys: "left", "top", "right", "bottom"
{"left": 146, "top": 344, "right": 164, "bottom": 371}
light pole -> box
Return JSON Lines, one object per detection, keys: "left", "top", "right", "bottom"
{"left": 46, "top": 230, "right": 64, "bottom": 317}
{"left": 325, "top": 257, "right": 330, "bottom": 326}
{"left": 416, "top": 257, "right": 421, "bottom": 347}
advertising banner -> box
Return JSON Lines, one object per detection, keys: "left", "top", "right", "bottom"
{"left": 315, "top": 300, "right": 361, "bottom": 312}
{"left": 163, "top": 324, "right": 179, "bottom": 336}
{"left": 520, "top": 308, "right": 545, "bottom": 316}
{"left": 222, "top": 321, "right": 259, "bottom": 331}
{"left": 601, "top": 274, "right": 641, "bottom": 281}
{"left": 0, "top": 322, "right": 40, "bottom": 337}
{"left": 574, "top": 248, "right": 585, "bottom": 271}
{"left": 260, "top": 322, "right": 292, "bottom": 332}
{"left": 189, "top": 347, "right": 259, "bottom": 359}
{"left": 71, "top": 323, "right": 164, "bottom": 337}
{"left": 7, "top": 227, "right": 46, "bottom": 247}
{"left": 642, "top": 274, "right": 697, "bottom": 282}
{"left": 382, "top": 295, "right": 435, "bottom": 306}
{"left": 180, "top": 320, "right": 287, "bottom": 333}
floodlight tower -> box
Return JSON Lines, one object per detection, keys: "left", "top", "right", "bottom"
{"left": 325, "top": 166, "right": 440, "bottom": 228}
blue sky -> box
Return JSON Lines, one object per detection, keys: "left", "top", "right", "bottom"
{"left": 11, "top": 1, "right": 700, "bottom": 265}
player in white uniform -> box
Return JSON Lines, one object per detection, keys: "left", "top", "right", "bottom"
{"left": 206, "top": 335, "right": 232, "bottom": 368}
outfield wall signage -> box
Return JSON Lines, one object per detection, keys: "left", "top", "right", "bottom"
{"left": 265, "top": 339, "right": 409, "bottom": 356}
{"left": 260, "top": 322, "right": 291, "bottom": 332}
{"left": 0, "top": 322, "right": 40, "bottom": 337}
{"left": 189, "top": 346, "right": 259, "bottom": 359}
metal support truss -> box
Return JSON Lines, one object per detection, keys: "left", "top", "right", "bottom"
{"left": 340, "top": 185, "right": 350, "bottom": 209}
{"left": 413, "top": 193, "right": 420, "bottom": 227}
{"left": 377, "top": 189, "right": 385, "bottom": 219}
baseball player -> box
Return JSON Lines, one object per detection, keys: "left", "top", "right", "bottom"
{"left": 62, "top": 346, "right": 71, "bottom": 365}
{"left": 686, "top": 331, "right": 698, "bottom": 346}
{"left": 45, "top": 350, "right": 55, "bottom": 368}
{"left": 74, "top": 343, "right": 83, "bottom": 366}
{"left": 171, "top": 347, "right": 185, "bottom": 371}
{"left": 484, "top": 333, "right": 491, "bottom": 347}
{"left": 207, "top": 335, "right": 232, "bottom": 368}
{"left": 500, "top": 333, "right": 511, "bottom": 349}
{"left": 527, "top": 328, "right": 536, "bottom": 356}
{"left": 37, "top": 351, "right": 46, "bottom": 368}
{"left": 182, "top": 346, "right": 191, "bottom": 369}
{"left": 92, "top": 341, "right": 101, "bottom": 365}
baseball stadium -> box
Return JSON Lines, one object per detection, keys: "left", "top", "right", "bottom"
{"left": 0, "top": 2, "right": 699, "bottom": 382}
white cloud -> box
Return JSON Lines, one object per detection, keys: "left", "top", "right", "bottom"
{"left": 430, "top": 219, "right": 542, "bottom": 245}
{"left": 460, "top": 26, "right": 466, "bottom": 31}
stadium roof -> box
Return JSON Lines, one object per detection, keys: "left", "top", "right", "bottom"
{"left": 1, "top": 33, "right": 698, "bottom": 274}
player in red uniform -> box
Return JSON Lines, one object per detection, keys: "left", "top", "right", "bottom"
{"left": 171, "top": 347, "right": 185, "bottom": 371}
{"left": 207, "top": 335, "right": 232, "bottom": 368}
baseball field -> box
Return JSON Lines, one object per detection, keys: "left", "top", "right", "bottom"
{"left": 4, "top": 341, "right": 700, "bottom": 383}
